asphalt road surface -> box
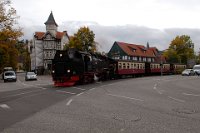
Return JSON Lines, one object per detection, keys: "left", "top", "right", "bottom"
{"left": 0, "top": 74, "right": 200, "bottom": 133}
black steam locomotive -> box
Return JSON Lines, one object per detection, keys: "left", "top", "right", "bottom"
{"left": 52, "top": 48, "right": 116, "bottom": 86}
{"left": 52, "top": 48, "right": 186, "bottom": 86}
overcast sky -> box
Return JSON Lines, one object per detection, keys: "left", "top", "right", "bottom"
{"left": 12, "top": 0, "right": 200, "bottom": 52}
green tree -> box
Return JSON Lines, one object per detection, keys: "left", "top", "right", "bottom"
{"left": 15, "top": 40, "right": 31, "bottom": 71}
{"left": 164, "top": 35, "right": 195, "bottom": 64}
{"left": 23, "top": 47, "right": 31, "bottom": 71}
{"left": 0, "top": 0, "right": 23, "bottom": 71}
{"left": 66, "top": 27, "right": 97, "bottom": 52}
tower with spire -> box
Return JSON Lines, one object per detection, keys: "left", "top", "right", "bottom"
{"left": 44, "top": 11, "right": 58, "bottom": 37}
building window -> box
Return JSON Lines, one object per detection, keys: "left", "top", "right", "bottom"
{"left": 125, "top": 56, "right": 127, "bottom": 60}
{"left": 139, "top": 57, "right": 141, "bottom": 61}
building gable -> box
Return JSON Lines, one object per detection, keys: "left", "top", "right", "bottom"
{"left": 108, "top": 42, "right": 127, "bottom": 59}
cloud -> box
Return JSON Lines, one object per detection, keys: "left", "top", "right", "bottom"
{"left": 21, "top": 21, "right": 200, "bottom": 53}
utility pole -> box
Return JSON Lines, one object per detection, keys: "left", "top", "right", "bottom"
{"left": 161, "top": 55, "right": 163, "bottom": 76}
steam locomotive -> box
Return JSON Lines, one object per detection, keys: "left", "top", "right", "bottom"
{"left": 52, "top": 48, "right": 186, "bottom": 86}
{"left": 52, "top": 48, "right": 116, "bottom": 86}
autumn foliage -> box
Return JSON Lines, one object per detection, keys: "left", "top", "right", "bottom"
{"left": 65, "top": 27, "right": 97, "bottom": 52}
{"left": 0, "top": 0, "right": 23, "bottom": 73}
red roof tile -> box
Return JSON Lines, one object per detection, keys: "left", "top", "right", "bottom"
{"left": 56, "top": 32, "right": 65, "bottom": 39}
{"left": 34, "top": 31, "right": 68, "bottom": 40}
{"left": 116, "top": 42, "right": 155, "bottom": 58}
{"left": 34, "top": 32, "right": 45, "bottom": 39}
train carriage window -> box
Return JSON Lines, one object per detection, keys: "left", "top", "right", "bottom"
{"left": 127, "top": 63, "right": 130, "bottom": 69}
{"left": 141, "top": 64, "right": 144, "bottom": 69}
{"left": 131, "top": 63, "right": 134, "bottom": 69}
{"left": 123, "top": 63, "right": 126, "bottom": 69}
{"left": 118, "top": 63, "right": 122, "bottom": 69}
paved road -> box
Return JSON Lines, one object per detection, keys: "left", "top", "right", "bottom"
{"left": 1, "top": 74, "right": 200, "bottom": 133}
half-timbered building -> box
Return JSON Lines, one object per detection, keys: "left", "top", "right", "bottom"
{"left": 29, "top": 12, "right": 69, "bottom": 74}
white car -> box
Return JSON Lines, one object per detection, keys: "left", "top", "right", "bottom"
{"left": 181, "top": 69, "right": 195, "bottom": 76}
{"left": 25, "top": 72, "right": 37, "bottom": 81}
{"left": 193, "top": 65, "right": 200, "bottom": 76}
{"left": 4, "top": 71, "right": 17, "bottom": 82}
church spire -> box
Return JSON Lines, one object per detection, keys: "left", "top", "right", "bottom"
{"left": 44, "top": 11, "right": 58, "bottom": 27}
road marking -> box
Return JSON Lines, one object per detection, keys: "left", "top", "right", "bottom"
{"left": 18, "top": 79, "right": 48, "bottom": 90}
{"left": 76, "top": 92, "right": 84, "bottom": 96}
{"left": 154, "top": 84, "right": 157, "bottom": 87}
{"left": 0, "top": 104, "right": 10, "bottom": 109}
{"left": 2, "top": 90, "right": 43, "bottom": 99}
{"left": 89, "top": 88, "right": 96, "bottom": 91}
{"left": 157, "top": 90, "right": 163, "bottom": 94}
{"left": 56, "top": 90, "right": 76, "bottom": 95}
{"left": 168, "top": 96, "right": 185, "bottom": 103}
{"left": 72, "top": 87, "right": 85, "bottom": 91}
{"left": 36, "top": 86, "right": 47, "bottom": 90}
{"left": 182, "top": 93, "right": 200, "bottom": 97}
{"left": 100, "top": 83, "right": 115, "bottom": 88}
{"left": 66, "top": 99, "right": 73, "bottom": 106}
{"left": 107, "top": 94, "right": 144, "bottom": 102}
{"left": 153, "top": 83, "right": 163, "bottom": 94}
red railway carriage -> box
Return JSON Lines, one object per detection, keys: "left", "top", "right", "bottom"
{"left": 115, "top": 60, "right": 145, "bottom": 76}
{"left": 172, "top": 64, "right": 186, "bottom": 74}
{"left": 149, "top": 63, "right": 171, "bottom": 74}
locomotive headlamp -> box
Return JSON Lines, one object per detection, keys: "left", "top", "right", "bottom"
{"left": 67, "top": 69, "right": 70, "bottom": 73}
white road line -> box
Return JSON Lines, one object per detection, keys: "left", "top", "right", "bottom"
{"left": 76, "top": 92, "right": 84, "bottom": 96}
{"left": 19, "top": 81, "right": 48, "bottom": 90}
{"left": 100, "top": 83, "right": 115, "bottom": 88}
{"left": 168, "top": 96, "right": 185, "bottom": 103}
{"left": 89, "top": 88, "right": 96, "bottom": 91}
{"left": 157, "top": 90, "right": 163, "bottom": 95}
{"left": 154, "top": 84, "right": 157, "bottom": 87}
{"left": 66, "top": 99, "right": 73, "bottom": 106}
{"left": 56, "top": 90, "right": 76, "bottom": 95}
{"left": 182, "top": 93, "right": 200, "bottom": 97}
{"left": 153, "top": 83, "right": 162, "bottom": 94}
{"left": 107, "top": 94, "right": 144, "bottom": 102}
{"left": 72, "top": 87, "right": 85, "bottom": 91}
{"left": 0, "top": 104, "right": 10, "bottom": 109}
{"left": 36, "top": 86, "right": 47, "bottom": 90}
{"left": 2, "top": 90, "right": 43, "bottom": 99}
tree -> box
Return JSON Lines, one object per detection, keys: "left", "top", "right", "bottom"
{"left": 0, "top": 0, "right": 23, "bottom": 71}
{"left": 15, "top": 40, "right": 31, "bottom": 71}
{"left": 65, "top": 27, "right": 97, "bottom": 52}
{"left": 163, "top": 35, "right": 195, "bottom": 64}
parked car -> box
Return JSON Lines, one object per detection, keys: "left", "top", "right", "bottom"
{"left": 2, "top": 67, "right": 13, "bottom": 80}
{"left": 4, "top": 71, "right": 17, "bottom": 82}
{"left": 193, "top": 64, "right": 200, "bottom": 76}
{"left": 181, "top": 69, "right": 195, "bottom": 76}
{"left": 25, "top": 72, "right": 37, "bottom": 81}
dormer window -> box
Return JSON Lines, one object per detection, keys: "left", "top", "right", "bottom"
{"left": 128, "top": 46, "right": 136, "bottom": 52}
